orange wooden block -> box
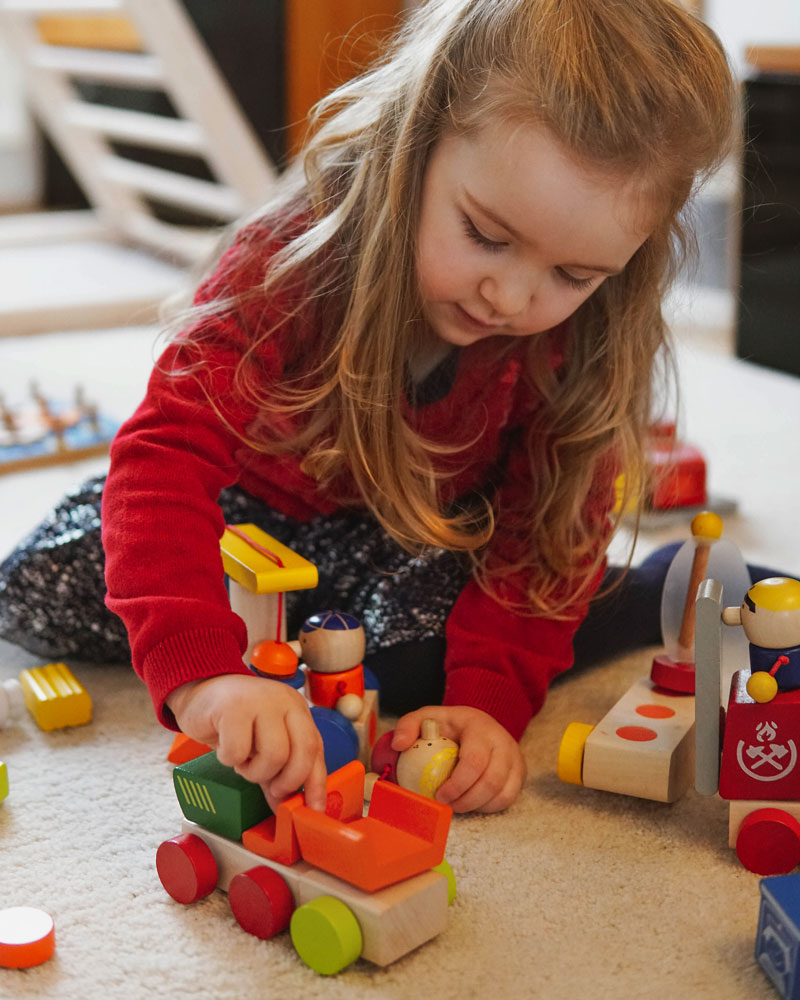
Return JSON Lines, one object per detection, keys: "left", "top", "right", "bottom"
{"left": 242, "top": 760, "right": 365, "bottom": 866}
{"left": 307, "top": 665, "right": 364, "bottom": 710}
{"left": 167, "top": 732, "right": 212, "bottom": 764}
{"left": 292, "top": 764, "right": 451, "bottom": 892}
{"left": 242, "top": 801, "right": 302, "bottom": 867}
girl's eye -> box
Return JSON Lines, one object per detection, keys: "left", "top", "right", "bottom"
{"left": 462, "top": 215, "right": 506, "bottom": 253}
{"left": 556, "top": 269, "right": 596, "bottom": 291}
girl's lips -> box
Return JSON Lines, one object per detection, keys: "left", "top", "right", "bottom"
{"left": 454, "top": 304, "right": 502, "bottom": 333}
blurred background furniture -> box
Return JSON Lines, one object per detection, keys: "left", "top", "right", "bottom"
{"left": 0, "top": 0, "right": 403, "bottom": 337}
{"left": 737, "top": 45, "right": 800, "bottom": 377}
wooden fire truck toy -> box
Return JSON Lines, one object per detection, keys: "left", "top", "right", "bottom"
{"left": 695, "top": 575, "right": 800, "bottom": 876}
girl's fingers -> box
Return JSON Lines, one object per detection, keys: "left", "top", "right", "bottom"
{"left": 435, "top": 743, "right": 491, "bottom": 806}
{"left": 216, "top": 714, "right": 257, "bottom": 769}
{"left": 267, "top": 709, "right": 326, "bottom": 808}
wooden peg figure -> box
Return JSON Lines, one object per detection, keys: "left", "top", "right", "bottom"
{"left": 395, "top": 719, "right": 459, "bottom": 799}
{"left": 721, "top": 577, "right": 800, "bottom": 703}
{"left": 299, "top": 611, "right": 366, "bottom": 715}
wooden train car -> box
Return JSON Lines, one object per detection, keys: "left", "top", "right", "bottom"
{"left": 156, "top": 756, "right": 454, "bottom": 974}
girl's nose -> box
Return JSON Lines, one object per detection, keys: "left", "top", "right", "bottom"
{"left": 479, "top": 271, "right": 534, "bottom": 318}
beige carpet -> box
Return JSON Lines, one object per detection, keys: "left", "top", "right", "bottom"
{"left": 1, "top": 283, "right": 799, "bottom": 998}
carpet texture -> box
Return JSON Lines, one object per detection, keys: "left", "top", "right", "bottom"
{"left": 0, "top": 636, "right": 780, "bottom": 1000}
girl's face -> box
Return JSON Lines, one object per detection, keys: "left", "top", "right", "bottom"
{"left": 416, "top": 119, "right": 656, "bottom": 348}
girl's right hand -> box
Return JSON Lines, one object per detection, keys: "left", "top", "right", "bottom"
{"left": 166, "top": 674, "right": 328, "bottom": 813}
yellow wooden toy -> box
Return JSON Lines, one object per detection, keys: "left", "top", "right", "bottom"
{"left": 220, "top": 523, "right": 318, "bottom": 666}
{"left": 19, "top": 662, "right": 92, "bottom": 731}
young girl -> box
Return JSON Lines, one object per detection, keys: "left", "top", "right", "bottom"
{"left": 0, "top": 0, "right": 737, "bottom": 815}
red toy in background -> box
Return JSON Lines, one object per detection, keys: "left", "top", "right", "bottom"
{"left": 646, "top": 422, "right": 707, "bottom": 511}
{"left": 617, "top": 422, "right": 738, "bottom": 528}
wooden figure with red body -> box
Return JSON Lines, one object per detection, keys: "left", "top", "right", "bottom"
{"left": 299, "top": 611, "right": 366, "bottom": 714}
{"left": 695, "top": 576, "right": 800, "bottom": 876}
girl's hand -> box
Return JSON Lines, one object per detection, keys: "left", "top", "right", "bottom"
{"left": 166, "top": 674, "right": 328, "bottom": 813}
{"left": 391, "top": 705, "right": 526, "bottom": 814}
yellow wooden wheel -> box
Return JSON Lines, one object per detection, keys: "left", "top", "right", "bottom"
{"left": 557, "top": 722, "right": 594, "bottom": 785}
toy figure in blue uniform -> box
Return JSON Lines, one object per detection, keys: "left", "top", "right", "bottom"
{"left": 722, "top": 578, "right": 800, "bottom": 702}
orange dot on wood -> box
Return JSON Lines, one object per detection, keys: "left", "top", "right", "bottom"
{"left": 616, "top": 725, "right": 658, "bottom": 742}
{"left": 636, "top": 704, "right": 676, "bottom": 719}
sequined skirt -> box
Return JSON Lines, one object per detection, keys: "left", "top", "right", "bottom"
{"left": 0, "top": 474, "right": 470, "bottom": 666}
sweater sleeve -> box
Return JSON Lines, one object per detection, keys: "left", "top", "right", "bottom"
{"left": 102, "top": 241, "right": 287, "bottom": 728}
{"left": 442, "top": 415, "right": 614, "bottom": 741}
{"left": 443, "top": 573, "right": 600, "bottom": 741}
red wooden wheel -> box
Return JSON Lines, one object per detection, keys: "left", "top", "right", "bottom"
{"left": 156, "top": 833, "right": 218, "bottom": 904}
{"left": 229, "top": 866, "right": 295, "bottom": 939}
{"left": 736, "top": 808, "right": 800, "bottom": 875}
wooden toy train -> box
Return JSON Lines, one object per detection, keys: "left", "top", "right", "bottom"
{"left": 156, "top": 756, "right": 454, "bottom": 974}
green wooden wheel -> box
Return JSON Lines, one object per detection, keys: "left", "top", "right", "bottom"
{"left": 432, "top": 857, "right": 457, "bottom": 904}
{"left": 289, "top": 896, "right": 362, "bottom": 975}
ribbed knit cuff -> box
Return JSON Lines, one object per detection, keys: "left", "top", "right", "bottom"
{"left": 142, "top": 627, "right": 250, "bottom": 729}
{"left": 443, "top": 666, "right": 534, "bottom": 742}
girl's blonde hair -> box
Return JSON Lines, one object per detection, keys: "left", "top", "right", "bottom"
{"left": 169, "top": 0, "right": 737, "bottom": 616}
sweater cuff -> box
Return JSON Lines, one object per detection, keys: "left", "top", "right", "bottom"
{"left": 142, "top": 628, "right": 251, "bottom": 730}
{"left": 443, "top": 666, "right": 534, "bottom": 742}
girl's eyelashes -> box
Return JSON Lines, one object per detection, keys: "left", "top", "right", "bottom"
{"left": 462, "top": 213, "right": 600, "bottom": 291}
{"left": 462, "top": 214, "right": 506, "bottom": 253}
{"left": 555, "top": 269, "right": 596, "bottom": 291}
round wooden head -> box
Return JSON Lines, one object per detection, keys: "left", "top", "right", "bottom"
{"left": 298, "top": 611, "right": 366, "bottom": 673}
{"left": 395, "top": 719, "right": 458, "bottom": 799}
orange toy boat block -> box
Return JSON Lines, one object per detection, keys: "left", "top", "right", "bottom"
{"left": 292, "top": 763, "right": 452, "bottom": 892}
{"left": 242, "top": 761, "right": 366, "bottom": 867}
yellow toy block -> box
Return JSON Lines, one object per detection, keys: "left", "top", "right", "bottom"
{"left": 220, "top": 524, "right": 318, "bottom": 596}
{"left": 19, "top": 663, "right": 92, "bottom": 732}
{"left": 0, "top": 762, "right": 8, "bottom": 802}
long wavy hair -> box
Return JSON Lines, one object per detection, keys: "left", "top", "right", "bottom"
{"left": 165, "top": 0, "right": 738, "bottom": 616}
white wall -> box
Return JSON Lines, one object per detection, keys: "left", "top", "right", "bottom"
{"left": 705, "top": 0, "right": 800, "bottom": 77}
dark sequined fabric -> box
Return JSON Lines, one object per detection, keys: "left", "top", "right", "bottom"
{"left": 0, "top": 475, "right": 470, "bottom": 664}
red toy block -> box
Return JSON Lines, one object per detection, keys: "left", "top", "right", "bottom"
{"left": 646, "top": 425, "right": 706, "bottom": 510}
{"left": 719, "top": 671, "right": 800, "bottom": 801}
{"left": 307, "top": 664, "right": 364, "bottom": 710}
{"left": 292, "top": 764, "right": 451, "bottom": 892}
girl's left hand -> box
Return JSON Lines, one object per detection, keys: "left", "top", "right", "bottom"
{"left": 390, "top": 705, "right": 526, "bottom": 814}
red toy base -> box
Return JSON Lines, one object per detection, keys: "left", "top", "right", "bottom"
{"left": 650, "top": 654, "right": 696, "bottom": 694}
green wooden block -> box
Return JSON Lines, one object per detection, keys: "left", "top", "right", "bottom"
{"left": 172, "top": 751, "right": 271, "bottom": 840}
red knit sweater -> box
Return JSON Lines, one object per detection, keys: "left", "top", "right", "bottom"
{"left": 102, "top": 232, "right": 609, "bottom": 741}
